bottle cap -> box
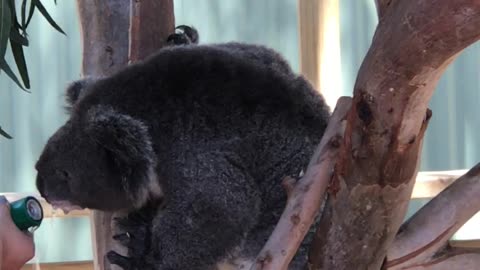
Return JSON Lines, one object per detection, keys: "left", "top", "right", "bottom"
{"left": 10, "top": 196, "right": 43, "bottom": 232}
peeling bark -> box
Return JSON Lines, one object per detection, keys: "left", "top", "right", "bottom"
{"left": 307, "top": 112, "right": 430, "bottom": 270}
{"left": 386, "top": 163, "right": 480, "bottom": 269}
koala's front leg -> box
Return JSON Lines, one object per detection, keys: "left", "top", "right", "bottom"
{"left": 110, "top": 156, "right": 262, "bottom": 270}
{"left": 108, "top": 207, "right": 158, "bottom": 270}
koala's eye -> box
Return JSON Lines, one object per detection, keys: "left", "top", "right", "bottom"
{"left": 57, "top": 170, "right": 71, "bottom": 179}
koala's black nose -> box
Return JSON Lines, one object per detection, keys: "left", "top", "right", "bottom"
{"left": 36, "top": 174, "right": 46, "bottom": 197}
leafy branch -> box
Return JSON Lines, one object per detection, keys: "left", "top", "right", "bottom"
{"left": 0, "top": 0, "right": 65, "bottom": 139}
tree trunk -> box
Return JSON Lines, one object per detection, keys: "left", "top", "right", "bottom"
{"left": 76, "top": 1, "right": 174, "bottom": 269}
{"left": 251, "top": 1, "right": 480, "bottom": 269}
{"left": 308, "top": 0, "right": 480, "bottom": 267}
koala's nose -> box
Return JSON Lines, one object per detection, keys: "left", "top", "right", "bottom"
{"left": 36, "top": 174, "right": 47, "bottom": 197}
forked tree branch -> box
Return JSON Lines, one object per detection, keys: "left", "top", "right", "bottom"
{"left": 307, "top": 0, "right": 480, "bottom": 269}
{"left": 385, "top": 163, "right": 480, "bottom": 269}
{"left": 250, "top": 97, "right": 352, "bottom": 270}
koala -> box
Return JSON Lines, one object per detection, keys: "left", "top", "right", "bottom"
{"left": 35, "top": 26, "right": 331, "bottom": 270}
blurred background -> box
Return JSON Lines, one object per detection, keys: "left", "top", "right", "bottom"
{"left": 0, "top": 0, "right": 479, "bottom": 264}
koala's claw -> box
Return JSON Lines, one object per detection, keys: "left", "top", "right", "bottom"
{"left": 113, "top": 232, "right": 131, "bottom": 246}
{"left": 107, "top": 250, "right": 135, "bottom": 270}
{"left": 113, "top": 207, "right": 156, "bottom": 259}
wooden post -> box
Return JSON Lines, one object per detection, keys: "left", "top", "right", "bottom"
{"left": 297, "top": 0, "right": 340, "bottom": 107}
{"left": 76, "top": 1, "right": 175, "bottom": 269}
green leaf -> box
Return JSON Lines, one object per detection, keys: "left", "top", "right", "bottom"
{"left": 0, "top": 126, "right": 12, "bottom": 139}
{"left": 10, "top": 28, "right": 28, "bottom": 46}
{"left": 10, "top": 39, "right": 29, "bottom": 88}
{"left": 33, "top": 0, "right": 65, "bottom": 35}
{"left": 0, "top": 0, "right": 12, "bottom": 58}
{"left": 0, "top": 58, "right": 28, "bottom": 91}
{"left": 25, "top": 0, "right": 34, "bottom": 29}
{"left": 8, "top": 0, "right": 23, "bottom": 34}
{"left": 21, "top": 0, "right": 26, "bottom": 29}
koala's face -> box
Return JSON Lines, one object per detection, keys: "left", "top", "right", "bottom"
{"left": 35, "top": 120, "right": 129, "bottom": 211}
{"left": 35, "top": 79, "right": 162, "bottom": 213}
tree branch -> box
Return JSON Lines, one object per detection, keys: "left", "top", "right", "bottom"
{"left": 396, "top": 247, "right": 480, "bottom": 270}
{"left": 308, "top": 0, "right": 480, "bottom": 269}
{"left": 250, "top": 97, "right": 352, "bottom": 270}
{"left": 385, "top": 163, "right": 480, "bottom": 269}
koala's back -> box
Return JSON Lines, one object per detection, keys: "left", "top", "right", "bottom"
{"left": 79, "top": 43, "right": 329, "bottom": 171}
{"left": 78, "top": 43, "right": 331, "bottom": 269}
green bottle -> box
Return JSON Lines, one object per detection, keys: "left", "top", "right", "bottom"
{"left": 10, "top": 196, "right": 43, "bottom": 232}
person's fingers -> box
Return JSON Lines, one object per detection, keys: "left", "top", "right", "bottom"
{"left": 0, "top": 196, "right": 36, "bottom": 263}
{"left": 0, "top": 195, "right": 8, "bottom": 204}
{"left": 15, "top": 233, "right": 35, "bottom": 261}
{"left": 2, "top": 219, "right": 36, "bottom": 267}
{"left": 0, "top": 196, "right": 10, "bottom": 215}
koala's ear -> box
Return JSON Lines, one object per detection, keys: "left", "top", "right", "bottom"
{"left": 167, "top": 25, "right": 199, "bottom": 45}
{"left": 86, "top": 105, "right": 162, "bottom": 208}
{"left": 65, "top": 77, "right": 96, "bottom": 110}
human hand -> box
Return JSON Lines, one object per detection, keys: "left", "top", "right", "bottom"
{"left": 0, "top": 196, "right": 35, "bottom": 270}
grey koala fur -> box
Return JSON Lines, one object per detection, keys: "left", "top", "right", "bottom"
{"left": 35, "top": 26, "right": 331, "bottom": 270}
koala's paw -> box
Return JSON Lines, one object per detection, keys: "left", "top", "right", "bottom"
{"left": 107, "top": 251, "right": 136, "bottom": 270}
{"left": 113, "top": 208, "right": 155, "bottom": 258}
{"left": 167, "top": 25, "right": 199, "bottom": 45}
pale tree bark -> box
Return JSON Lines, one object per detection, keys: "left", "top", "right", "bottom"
{"left": 77, "top": 1, "right": 174, "bottom": 269}
{"left": 252, "top": 0, "right": 480, "bottom": 270}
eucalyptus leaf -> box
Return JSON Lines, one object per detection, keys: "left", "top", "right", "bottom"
{"left": 10, "top": 39, "right": 29, "bottom": 88}
{"left": 10, "top": 28, "right": 28, "bottom": 46}
{"left": 0, "top": 126, "right": 12, "bottom": 139}
{"left": 0, "top": 0, "right": 12, "bottom": 58}
{"left": 7, "top": 0, "right": 16, "bottom": 25}
{"left": 25, "top": 0, "right": 34, "bottom": 29}
{"left": 21, "top": 0, "right": 26, "bottom": 29}
{"left": 33, "top": 0, "right": 65, "bottom": 35}
{"left": 0, "top": 58, "right": 28, "bottom": 91}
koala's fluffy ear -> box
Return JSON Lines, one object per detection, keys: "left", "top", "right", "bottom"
{"left": 86, "top": 105, "right": 162, "bottom": 208}
{"left": 65, "top": 77, "right": 96, "bottom": 111}
{"left": 167, "top": 25, "right": 199, "bottom": 45}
